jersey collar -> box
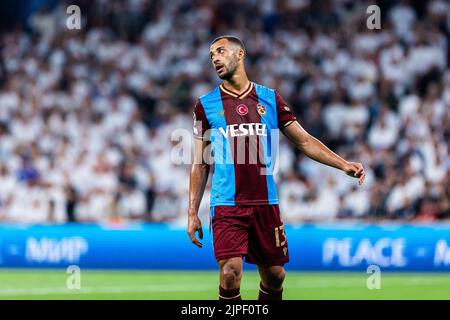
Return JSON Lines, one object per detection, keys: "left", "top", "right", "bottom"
{"left": 220, "top": 81, "right": 253, "bottom": 100}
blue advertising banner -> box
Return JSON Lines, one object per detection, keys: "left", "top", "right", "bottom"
{"left": 0, "top": 223, "right": 449, "bottom": 271}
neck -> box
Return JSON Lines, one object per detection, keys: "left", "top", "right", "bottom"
{"left": 223, "top": 71, "right": 250, "bottom": 94}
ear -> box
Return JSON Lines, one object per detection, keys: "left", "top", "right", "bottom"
{"left": 237, "top": 48, "right": 245, "bottom": 61}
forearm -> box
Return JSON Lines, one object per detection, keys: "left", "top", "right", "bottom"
{"left": 296, "top": 134, "right": 348, "bottom": 171}
{"left": 283, "top": 121, "right": 365, "bottom": 183}
{"left": 188, "top": 163, "right": 210, "bottom": 214}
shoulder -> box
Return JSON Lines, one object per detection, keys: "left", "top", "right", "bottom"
{"left": 252, "top": 82, "right": 279, "bottom": 102}
{"left": 252, "top": 82, "right": 276, "bottom": 95}
{"left": 253, "top": 82, "right": 278, "bottom": 96}
{"left": 199, "top": 85, "right": 221, "bottom": 104}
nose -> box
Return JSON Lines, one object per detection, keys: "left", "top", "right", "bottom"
{"left": 212, "top": 54, "right": 220, "bottom": 65}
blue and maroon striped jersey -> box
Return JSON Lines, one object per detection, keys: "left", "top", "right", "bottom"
{"left": 193, "top": 82, "right": 296, "bottom": 207}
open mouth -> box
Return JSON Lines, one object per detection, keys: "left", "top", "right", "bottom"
{"left": 215, "top": 65, "right": 225, "bottom": 73}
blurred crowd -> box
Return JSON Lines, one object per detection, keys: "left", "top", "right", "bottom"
{"left": 0, "top": 0, "right": 448, "bottom": 224}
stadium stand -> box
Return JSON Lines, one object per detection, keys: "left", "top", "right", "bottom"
{"left": 0, "top": 0, "right": 448, "bottom": 225}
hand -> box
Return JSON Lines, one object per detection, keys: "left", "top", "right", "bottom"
{"left": 187, "top": 211, "right": 203, "bottom": 248}
{"left": 344, "top": 162, "right": 366, "bottom": 185}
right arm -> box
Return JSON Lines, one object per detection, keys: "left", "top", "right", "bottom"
{"left": 187, "top": 137, "right": 210, "bottom": 248}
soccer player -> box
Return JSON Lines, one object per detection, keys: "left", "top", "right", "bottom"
{"left": 187, "top": 36, "right": 365, "bottom": 300}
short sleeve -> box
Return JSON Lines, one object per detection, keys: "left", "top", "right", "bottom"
{"left": 276, "top": 91, "right": 296, "bottom": 128}
{"left": 193, "top": 99, "right": 211, "bottom": 139}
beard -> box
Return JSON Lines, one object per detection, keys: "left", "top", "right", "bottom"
{"left": 218, "top": 54, "right": 238, "bottom": 79}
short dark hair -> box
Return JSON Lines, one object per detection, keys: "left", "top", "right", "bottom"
{"left": 211, "top": 35, "right": 246, "bottom": 54}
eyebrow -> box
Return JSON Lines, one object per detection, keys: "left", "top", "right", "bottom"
{"left": 209, "top": 46, "right": 226, "bottom": 56}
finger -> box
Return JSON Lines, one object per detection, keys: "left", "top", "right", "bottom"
{"left": 351, "top": 163, "right": 361, "bottom": 174}
{"left": 188, "top": 229, "right": 202, "bottom": 247}
{"left": 359, "top": 172, "right": 366, "bottom": 185}
{"left": 198, "top": 226, "right": 203, "bottom": 240}
{"left": 191, "top": 238, "right": 203, "bottom": 248}
{"left": 355, "top": 167, "right": 364, "bottom": 177}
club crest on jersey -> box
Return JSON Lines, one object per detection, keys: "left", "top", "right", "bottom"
{"left": 236, "top": 104, "right": 248, "bottom": 116}
{"left": 256, "top": 103, "right": 266, "bottom": 116}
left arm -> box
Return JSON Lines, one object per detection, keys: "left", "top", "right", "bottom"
{"left": 282, "top": 121, "right": 366, "bottom": 185}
